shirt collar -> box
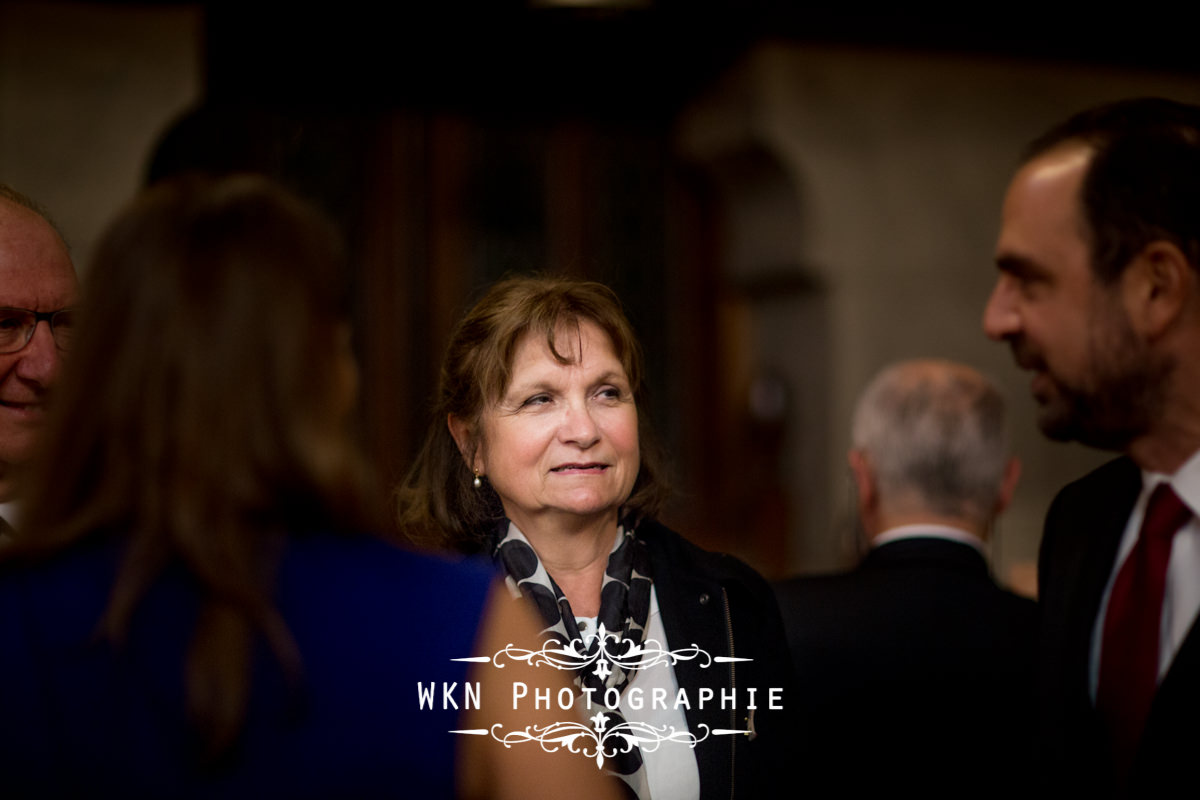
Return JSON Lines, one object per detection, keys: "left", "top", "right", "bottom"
{"left": 872, "top": 523, "right": 985, "bottom": 554}
{"left": 1143, "top": 448, "right": 1200, "bottom": 517}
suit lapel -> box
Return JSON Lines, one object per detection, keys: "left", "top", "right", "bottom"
{"left": 1074, "top": 460, "right": 1141, "bottom": 679}
{"left": 1141, "top": 533, "right": 1200, "bottom": 753}
{"left": 1154, "top": 615, "right": 1200, "bottom": 702}
{"left": 1039, "top": 457, "right": 1141, "bottom": 739}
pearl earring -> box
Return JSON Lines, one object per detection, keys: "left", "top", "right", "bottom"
{"left": 473, "top": 471, "right": 483, "bottom": 489}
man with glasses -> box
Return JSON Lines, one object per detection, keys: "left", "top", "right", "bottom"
{"left": 0, "top": 185, "right": 77, "bottom": 527}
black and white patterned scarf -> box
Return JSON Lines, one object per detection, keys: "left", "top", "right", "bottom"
{"left": 493, "top": 518, "right": 653, "bottom": 799}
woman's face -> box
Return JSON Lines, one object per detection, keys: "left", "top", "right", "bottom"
{"left": 471, "top": 320, "right": 640, "bottom": 536}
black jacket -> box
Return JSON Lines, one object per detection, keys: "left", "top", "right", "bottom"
{"left": 641, "top": 520, "right": 796, "bottom": 800}
{"left": 1039, "top": 456, "right": 1200, "bottom": 797}
{"left": 775, "top": 536, "right": 1038, "bottom": 799}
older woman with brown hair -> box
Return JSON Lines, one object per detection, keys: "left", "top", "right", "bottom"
{"left": 0, "top": 178, "right": 618, "bottom": 800}
{"left": 398, "top": 276, "right": 793, "bottom": 800}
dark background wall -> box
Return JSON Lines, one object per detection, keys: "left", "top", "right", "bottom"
{"left": 5, "top": 1, "right": 1200, "bottom": 590}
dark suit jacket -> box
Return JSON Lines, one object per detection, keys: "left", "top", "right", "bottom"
{"left": 775, "top": 535, "right": 1038, "bottom": 798}
{"left": 1039, "top": 456, "right": 1200, "bottom": 797}
{"left": 641, "top": 520, "right": 797, "bottom": 800}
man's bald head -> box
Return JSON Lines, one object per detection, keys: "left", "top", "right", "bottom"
{"left": 0, "top": 185, "right": 78, "bottom": 501}
{"left": 851, "top": 359, "right": 1013, "bottom": 529}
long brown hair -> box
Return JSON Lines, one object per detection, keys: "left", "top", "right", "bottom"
{"left": 10, "top": 174, "right": 372, "bottom": 757}
{"left": 396, "top": 275, "right": 669, "bottom": 552}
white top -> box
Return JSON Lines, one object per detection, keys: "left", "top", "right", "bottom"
{"left": 575, "top": 585, "right": 701, "bottom": 800}
{"left": 1089, "top": 449, "right": 1200, "bottom": 700}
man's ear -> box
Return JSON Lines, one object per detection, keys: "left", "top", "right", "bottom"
{"left": 1123, "top": 240, "right": 1192, "bottom": 340}
{"left": 848, "top": 448, "right": 876, "bottom": 514}
{"left": 447, "top": 413, "right": 481, "bottom": 473}
{"left": 994, "top": 456, "right": 1022, "bottom": 516}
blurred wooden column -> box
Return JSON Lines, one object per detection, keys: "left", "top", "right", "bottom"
{"left": 545, "top": 121, "right": 589, "bottom": 276}
{"left": 358, "top": 113, "right": 473, "bottom": 500}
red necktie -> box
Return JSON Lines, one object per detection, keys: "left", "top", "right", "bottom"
{"left": 1097, "top": 483, "right": 1192, "bottom": 773}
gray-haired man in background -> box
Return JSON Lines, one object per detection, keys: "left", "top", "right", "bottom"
{"left": 775, "top": 359, "right": 1037, "bottom": 799}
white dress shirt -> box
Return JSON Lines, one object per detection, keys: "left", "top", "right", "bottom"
{"left": 1089, "top": 449, "right": 1200, "bottom": 700}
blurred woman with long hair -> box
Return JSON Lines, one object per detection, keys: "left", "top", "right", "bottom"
{"left": 0, "top": 176, "right": 618, "bottom": 800}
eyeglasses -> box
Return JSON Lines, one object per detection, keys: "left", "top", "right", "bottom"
{"left": 0, "top": 307, "right": 75, "bottom": 354}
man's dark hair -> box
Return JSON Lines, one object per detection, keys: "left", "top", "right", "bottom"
{"left": 1024, "top": 97, "right": 1200, "bottom": 284}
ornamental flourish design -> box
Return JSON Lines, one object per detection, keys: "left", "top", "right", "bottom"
{"left": 490, "top": 716, "right": 712, "bottom": 769}
{"left": 480, "top": 623, "right": 748, "bottom": 681}
{"left": 448, "top": 625, "right": 758, "bottom": 763}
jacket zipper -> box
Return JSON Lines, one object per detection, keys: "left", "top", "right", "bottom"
{"left": 721, "top": 586, "right": 735, "bottom": 800}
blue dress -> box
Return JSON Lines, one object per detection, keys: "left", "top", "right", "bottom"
{"left": 0, "top": 533, "right": 496, "bottom": 799}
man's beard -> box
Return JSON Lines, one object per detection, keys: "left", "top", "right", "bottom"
{"left": 1023, "top": 309, "right": 1172, "bottom": 451}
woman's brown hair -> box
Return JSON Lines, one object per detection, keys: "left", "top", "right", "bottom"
{"left": 9, "top": 174, "right": 372, "bottom": 758}
{"left": 396, "top": 275, "right": 668, "bottom": 552}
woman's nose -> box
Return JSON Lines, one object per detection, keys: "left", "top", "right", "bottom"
{"left": 559, "top": 402, "right": 600, "bottom": 447}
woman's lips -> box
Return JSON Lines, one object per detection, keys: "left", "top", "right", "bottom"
{"left": 0, "top": 399, "right": 46, "bottom": 416}
{"left": 550, "top": 463, "right": 607, "bottom": 473}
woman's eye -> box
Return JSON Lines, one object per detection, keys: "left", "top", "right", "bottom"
{"left": 597, "top": 386, "right": 623, "bottom": 401}
{"left": 522, "top": 394, "right": 551, "bottom": 408}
